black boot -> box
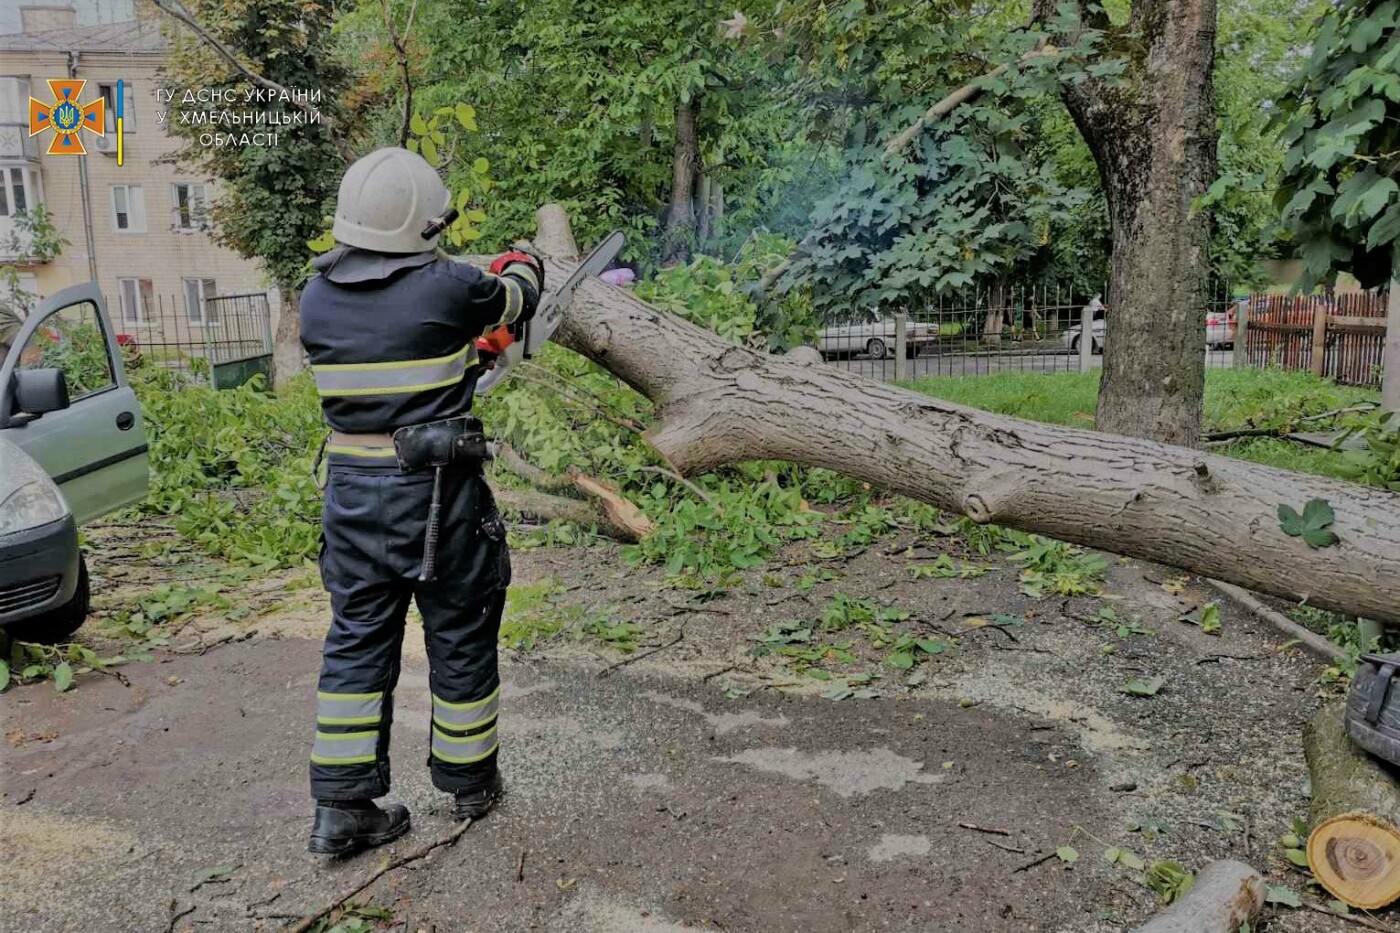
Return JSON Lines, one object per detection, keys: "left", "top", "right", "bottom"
{"left": 452, "top": 773, "right": 504, "bottom": 821}
{"left": 308, "top": 799, "right": 411, "bottom": 856}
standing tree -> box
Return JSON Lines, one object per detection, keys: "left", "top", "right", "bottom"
{"left": 1030, "top": 0, "right": 1219, "bottom": 446}
{"left": 1273, "top": 0, "right": 1398, "bottom": 407}
{"left": 155, "top": 0, "right": 356, "bottom": 382}
{"left": 397, "top": 0, "right": 788, "bottom": 262}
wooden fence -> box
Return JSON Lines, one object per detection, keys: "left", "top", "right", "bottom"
{"left": 1240, "top": 292, "right": 1389, "bottom": 388}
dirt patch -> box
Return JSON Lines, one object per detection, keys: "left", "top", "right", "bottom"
{"left": 716, "top": 746, "right": 947, "bottom": 797}
{"left": 13, "top": 510, "right": 1354, "bottom": 931}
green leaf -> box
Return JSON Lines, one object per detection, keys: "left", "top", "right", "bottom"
{"left": 1199, "top": 603, "right": 1221, "bottom": 635}
{"left": 409, "top": 112, "right": 428, "bottom": 136}
{"left": 0, "top": 658, "right": 8, "bottom": 691}
{"left": 53, "top": 662, "right": 73, "bottom": 693}
{"left": 194, "top": 864, "right": 238, "bottom": 884}
{"left": 1266, "top": 884, "right": 1302, "bottom": 908}
{"left": 1055, "top": 846, "right": 1079, "bottom": 864}
{"left": 886, "top": 651, "right": 915, "bottom": 670}
{"left": 1284, "top": 847, "right": 1310, "bottom": 868}
{"left": 1301, "top": 528, "right": 1340, "bottom": 549}
{"left": 1121, "top": 676, "right": 1165, "bottom": 697}
{"left": 1118, "top": 849, "right": 1145, "bottom": 871}
{"left": 455, "top": 103, "right": 477, "bottom": 131}
{"left": 1301, "top": 498, "right": 1335, "bottom": 530}
{"left": 472, "top": 157, "right": 490, "bottom": 175}
{"left": 1278, "top": 503, "right": 1305, "bottom": 536}
{"left": 420, "top": 136, "right": 439, "bottom": 166}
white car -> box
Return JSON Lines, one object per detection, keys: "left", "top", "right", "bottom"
{"left": 818, "top": 311, "right": 939, "bottom": 360}
{"left": 1060, "top": 309, "right": 1237, "bottom": 354}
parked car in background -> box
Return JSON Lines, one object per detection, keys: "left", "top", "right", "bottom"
{"left": 818, "top": 311, "right": 940, "bottom": 360}
{"left": 1060, "top": 305, "right": 1237, "bottom": 355}
{"left": 1205, "top": 307, "right": 1237, "bottom": 349}
{"left": 0, "top": 283, "right": 150, "bottom": 642}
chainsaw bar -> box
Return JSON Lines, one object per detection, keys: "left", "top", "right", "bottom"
{"left": 476, "top": 230, "right": 626, "bottom": 395}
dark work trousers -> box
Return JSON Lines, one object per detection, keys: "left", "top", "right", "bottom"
{"left": 309, "top": 463, "right": 510, "bottom": 802}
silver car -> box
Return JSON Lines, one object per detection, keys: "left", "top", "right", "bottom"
{"left": 0, "top": 283, "right": 149, "bottom": 642}
{"left": 817, "top": 311, "right": 939, "bottom": 360}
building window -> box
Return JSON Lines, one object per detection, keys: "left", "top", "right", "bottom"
{"left": 118, "top": 277, "right": 153, "bottom": 324}
{"left": 0, "top": 166, "right": 38, "bottom": 216}
{"left": 184, "top": 278, "right": 218, "bottom": 324}
{"left": 111, "top": 184, "right": 146, "bottom": 233}
{"left": 98, "top": 81, "right": 136, "bottom": 134}
{"left": 172, "top": 182, "right": 208, "bottom": 231}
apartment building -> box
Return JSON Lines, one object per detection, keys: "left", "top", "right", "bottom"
{"left": 0, "top": 11, "right": 271, "bottom": 338}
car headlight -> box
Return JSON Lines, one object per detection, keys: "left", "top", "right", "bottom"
{"left": 0, "top": 480, "right": 71, "bottom": 537}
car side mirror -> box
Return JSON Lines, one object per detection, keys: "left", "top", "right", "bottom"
{"left": 12, "top": 368, "right": 70, "bottom": 419}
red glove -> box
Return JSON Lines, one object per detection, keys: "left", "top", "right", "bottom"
{"left": 474, "top": 326, "right": 513, "bottom": 367}
{"left": 489, "top": 250, "right": 545, "bottom": 293}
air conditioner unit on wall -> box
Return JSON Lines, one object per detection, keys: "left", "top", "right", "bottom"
{"left": 92, "top": 134, "right": 117, "bottom": 154}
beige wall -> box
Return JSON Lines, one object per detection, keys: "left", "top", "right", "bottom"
{"left": 10, "top": 48, "right": 269, "bottom": 342}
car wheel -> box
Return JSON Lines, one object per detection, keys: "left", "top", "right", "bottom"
{"left": 7, "top": 557, "right": 90, "bottom": 644}
{"left": 867, "top": 338, "right": 888, "bottom": 360}
{"left": 905, "top": 343, "right": 920, "bottom": 359}
{"left": 1070, "top": 335, "right": 1081, "bottom": 352}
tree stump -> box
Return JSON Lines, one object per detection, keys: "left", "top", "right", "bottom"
{"left": 1304, "top": 703, "right": 1400, "bottom": 909}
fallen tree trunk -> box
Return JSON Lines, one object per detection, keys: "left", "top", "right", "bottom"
{"left": 472, "top": 208, "right": 1400, "bottom": 624}
{"left": 1304, "top": 703, "right": 1400, "bottom": 909}
{"left": 1128, "top": 860, "right": 1264, "bottom": 933}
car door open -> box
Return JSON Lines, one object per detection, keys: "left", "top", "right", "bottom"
{"left": 0, "top": 283, "right": 149, "bottom": 524}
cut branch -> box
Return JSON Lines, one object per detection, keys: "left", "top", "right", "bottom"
{"left": 1127, "top": 859, "right": 1264, "bottom": 933}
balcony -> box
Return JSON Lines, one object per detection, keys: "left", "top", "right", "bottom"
{"left": 0, "top": 122, "right": 39, "bottom": 160}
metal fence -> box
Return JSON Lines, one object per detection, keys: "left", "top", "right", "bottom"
{"left": 816, "top": 284, "right": 1100, "bottom": 382}
{"left": 111, "top": 291, "right": 274, "bottom": 389}
{"left": 816, "top": 284, "right": 1385, "bottom": 384}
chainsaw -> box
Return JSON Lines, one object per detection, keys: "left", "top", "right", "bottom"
{"left": 474, "top": 230, "right": 626, "bottom": 395}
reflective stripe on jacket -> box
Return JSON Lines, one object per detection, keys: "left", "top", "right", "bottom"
{"left": 299, "top": 249, "right": 539, "bottom": 434}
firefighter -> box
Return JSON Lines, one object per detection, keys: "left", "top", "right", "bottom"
{"left": 299, "top": 147, "right": 543, "bottom": 856}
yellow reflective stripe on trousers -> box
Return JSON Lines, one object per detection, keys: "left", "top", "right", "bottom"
{"left": 311, "top": 730, "right": 379, "bottom": 765}
{"left": 431, "top": 723, "right": 499, "bottom": 764}
{"left": 311, "top": 345, "right": 476, "bottom": 397}
{"left": 432, "top": 685, "right": 500, "bottom": 731}
{"left": 316, "top": 690, "right": 384, "bottom": 726}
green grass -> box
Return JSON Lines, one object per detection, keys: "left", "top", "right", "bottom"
{"left": 903, "top": 368, "right": 1379, "bottom": 481}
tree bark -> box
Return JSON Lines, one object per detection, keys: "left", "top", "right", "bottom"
{"left": 272, "top": 285, "right": 304, "bottom": 387}
{"left": 1303, "top": 703, "right": 1400, "bottom": 909}
{"left": 1033, "top": 0, "right": 1217, "bottom": 447}
{"left": 1128, "top": 860, "right": 1263, "bottom": 933}
{"left": 493, "top": 209, "right": 1400, "bottom": 626}
{"left": 662, "top": 96, "right": 701, "bottom": 265}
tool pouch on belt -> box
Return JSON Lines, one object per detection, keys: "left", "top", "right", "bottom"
{"left": 391, "top": 416, "right": 489, "bottom": 473}
{"left": 1345, "top": 653, "right": 1400, "bottom": 767}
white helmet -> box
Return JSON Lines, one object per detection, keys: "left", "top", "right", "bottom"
{"left": 331, "top": 147, "right": 451, "bottom": 254}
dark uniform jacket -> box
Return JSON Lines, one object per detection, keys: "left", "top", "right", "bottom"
{"left": 300, "top": 247, "right": 540, "bottom": 435}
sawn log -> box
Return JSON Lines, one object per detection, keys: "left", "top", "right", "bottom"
{"left": 1128, "top": 860, "right": 1264, "bottom": 933}
{"left": 1304, "top": 703, "right": 1400, "bottom": 909}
